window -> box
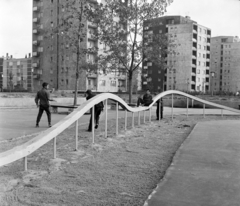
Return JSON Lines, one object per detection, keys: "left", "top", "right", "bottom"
{"left": 147, "top": 62, "right": 152, "bottom": 66}
{"left": 199, "top": 28, "right": 202, "bottom": 33}
{"left": 51, "top": 22, "right": 54, "bottom": 27}
{"left": 203, "top": 54, "right": 205, "bottom": 58}
{"left": 198, "top": 61, "right": 201, "bottom": 66}
{"left": 159, "top": 30, "right": 162, "bottom": 34}
{"left": 198, "top": 44, "right": 201, "bottom": 49}
{"left": 99, "top": 80, "right": 106, "bottom": 86}
{"left": 198, "top": 53, "right": 201, "bottom": 57}
{"left": 198, "top": 36, "right": 201, "bottom": 41}
{"left": 110, "top": 80, "right": 116, "bottom": 87}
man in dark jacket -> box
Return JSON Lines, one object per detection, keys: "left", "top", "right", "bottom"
{"left": 35, "top": 82, "right": 55, "bottom": 127}
{"left": 156, "top": 98, "right": 163, "bottom": 120}
{"left": 137, "top": 89, "right": 153, "bottom": 107}
{"left": 85, "top": 90, "right": 104, "bottom": 132}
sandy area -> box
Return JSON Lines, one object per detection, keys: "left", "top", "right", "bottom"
{"left": 0, "top": 114, "right": 239, "bottom": 206}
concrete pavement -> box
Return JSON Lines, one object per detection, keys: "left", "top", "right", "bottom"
{"left": 145, "top": 120, "right": 240, "bottom": 206}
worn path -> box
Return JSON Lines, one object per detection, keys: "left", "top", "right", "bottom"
{"left": 146, "top": 120, "right": 240, "bottom": 206}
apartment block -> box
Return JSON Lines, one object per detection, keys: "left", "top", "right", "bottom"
{"left": 32, "top": 0, "right": 127, "bottom": 92}
{"left": 210, "top": 36, "right": 240, "bottom": 93}
{"left": 0, "top": 58, "right": 3, "bottom": 91}
{"left": 2, "top": 54, "right": 32, "bottom": 91}
{"left": 142, "top": 16, "right": 211, "bottom": 93}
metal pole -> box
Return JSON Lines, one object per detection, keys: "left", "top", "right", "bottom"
{"left": 24, "top": 156, "right": 27, "bottom": 171}
{"left": 138, "top": 111, "right": 140, "bottom": 126}
{"left": 186, "top": 97, "right": 189, "bottom": 118}
{"left": 203, "top": 104, "right": 205, "bottom": 118}
{"left": 149, "top": 108, "right": 151, "bottom": 122}
{"left": 221, "top": 109, "right": 223, "bottom": 117}
{"left": 53, "top": 137, "right": 57, "bottom": 158}
{"left": 105, "top": 99, "right": 108, "bottom": 138}
{"left": 92, "top": 106, "right": 95, "bottom": 144}
{"left": 75, "top": 120, "right": 78, "bottom": 151}
{"left": 158, "top": 100, "right": 161, "bottom": 122}
{"left": 143, "top": 110, "right": 146, "bottom": 123}
{"left": 171, "top": 94, "right": 173, "bottom": 121}
{"left": 124, "top": 110, "right": 127, "bottom": 130}
{"left": 116, "top": 102, "right": 118, "bottom": 136}
{"left": 132, "top": 112, "right": 134, "bottom": 128}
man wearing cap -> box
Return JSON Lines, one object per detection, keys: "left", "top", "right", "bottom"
{"left": 85, "top": 90, "right": 104, "bottom": 132}
{"left": 35, "top": 82, "right": 55, "bottom": 127}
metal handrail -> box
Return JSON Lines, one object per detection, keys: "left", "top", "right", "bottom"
{"left": 0, "top": 90, "right": 240, "bottom": 170}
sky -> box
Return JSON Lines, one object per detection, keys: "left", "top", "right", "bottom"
{"left": 0, "top": 0, "right": 239, "bottom": 58}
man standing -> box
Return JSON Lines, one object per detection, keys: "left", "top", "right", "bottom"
{"left": 137, "top": 89, "right": 153, "bottom": 107}
{"left": 35, "top": 82, "right": 55, "bottom": 127}
{"left": 85, "top": 90, "right": 104, "bottom": 132}
{"left": 156, "top": 98, "right": 163, "bottom": 120}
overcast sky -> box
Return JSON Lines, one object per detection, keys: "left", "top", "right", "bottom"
{"left": 0, "top": 0, "right": 239, "bottom": 58}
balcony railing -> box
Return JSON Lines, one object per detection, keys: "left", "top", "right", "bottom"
{"left": 33, "top": 7, "right": 38, "bottom": 11}
{"left": 32, "top": 63, "right": 38, "bottom": 67}
{"left": 32, "top": 40, "right": 38, "bottom": 45}
{"left": 33, "top": 29, "right": 38, "bottom": 34}
{"left": 32, "top": 52, "right": 38, "bottom": 57}
{"left": 33, "top": 18, "right": 38, "bottom": 23}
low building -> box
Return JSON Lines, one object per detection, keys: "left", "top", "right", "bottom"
{"left": 2, "top": 54, "right": 32, "bottom": 91}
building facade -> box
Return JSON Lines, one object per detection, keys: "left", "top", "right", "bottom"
{"left": 210, "top": 36, "right": 240, "bottom": 93}
{"left": 2, "top": 54, "right": 32, "bottom": 91}
{"left": 0, "top": 58, "right": 3, "bottom": 91}
{"left": 32, "top": 0, "right": 127, "bottom": 92}
{"left": 142, "top": 16, "right": 211, "bottom": 93}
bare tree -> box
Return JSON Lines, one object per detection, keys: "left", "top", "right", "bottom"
{"left": 50, "top": 0, "right": 97, "bottom": 105}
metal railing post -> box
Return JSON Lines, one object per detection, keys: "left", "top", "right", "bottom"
{"left": 92, "top": 106, "right": 95, "bottom": 144}
{"left": 132, "top": 112, "right": 134, "bottom": 128}
{"left": 203, "top": 104, "right": 205, "bottom": 118}
{"left": 124, "top": 110, "right": 127, "bottom": 130}
{"left": 138, "top": 111, "right": 140, "bottom": 126}
{"left": 75, "top": 120, "right": 78, "bottom": 151}
{"left": 116, "top": 102, "right": 118, "bottom": 136}
{"left": 171, "top": 94, "right": 174, "bottom": 121}
{"left": 149, "top": 108, "right": 151, "bottom": 122}
{"left": 143, "top": 110, "right": 146, "bottom": 123}
{"left": 53, "top": 137, "right": 56, "bottom": 158}
{"left": 24, "top": 156, "right": 27, "bottom": 171}
{"left": 105, "top": 99, "right": 108, "bottom": 138}
{"left": 158, "top": 101, "right": 161, "bottom": 122}
{"left": 186, "top": 97, "right": 189, "bottom": 118}
{"left": 221, "top": 109, "right": 223, "bottom": 117}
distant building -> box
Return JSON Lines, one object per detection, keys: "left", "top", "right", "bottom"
{"left": 32, "top": 0, "right": 127, "bottom": 92}
{"left": 2, "top": 54, "right": 32, "bottom": 91}
{"left": 0, "top": 58, "right": 3, "bottom": 91}
{"left": 210, "top": 36, "right": 240, "bottom": 93}
{"left": 142, "top": 15, "right": 211, "bottom": 93}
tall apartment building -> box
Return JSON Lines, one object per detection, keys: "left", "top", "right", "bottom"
{"left": 142, "top": 16, "right": 211, "bottom": 93}
{"left": 32, "top": 0, "right": 127, "bottom": 92}
{"left": 210, "top": 36, "right": 240, "bottom": 93}
{"left": 2, "top": 54, "right": 32, "bottom": 91}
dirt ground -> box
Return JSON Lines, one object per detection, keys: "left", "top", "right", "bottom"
{"left": 0, "top": 114, "right": 239, "bottom": 206}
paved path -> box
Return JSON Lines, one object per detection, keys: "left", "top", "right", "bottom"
{"left": 146, "top": 120, "right": 240, "bottom": 206}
